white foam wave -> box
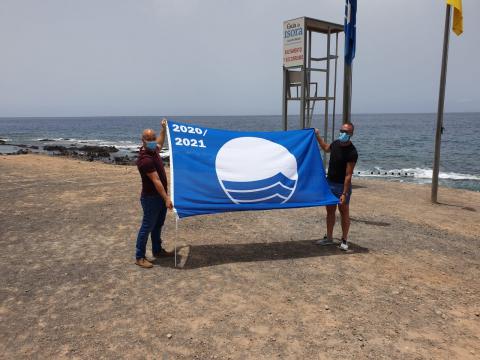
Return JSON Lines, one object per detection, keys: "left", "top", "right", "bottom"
{"left": 356, "top": 167, "right": 480, "bottom": 181}
{"left": 0, "top": 138, "right": 12, "bottom": 142}
{"left": 33, "top": 137, "right": 143, "bottom": 152}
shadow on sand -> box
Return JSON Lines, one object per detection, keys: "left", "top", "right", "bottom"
{"left": 156, "top": 239, "right": 369, "bottom": 269}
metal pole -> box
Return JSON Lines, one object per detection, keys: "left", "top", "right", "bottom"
{"left": 174, "top": 216, "right": 178, "bottom": 267}
{"left": 306, "top": 30, "right": 312, "bottom": 127}
{"left": 332, "top": 33, "right": 339, "bottom": 142}
{"left": 300, "top": 26, "right": 307, "bottom": 129}
{"left": 342, "top": 63, "right": 352, "bottom": 124}
{"left": 300, "top": 68, "right": 305, "bottom": 129}
{"left": 323, "top": 29, "right": 331, "bottom": 169}
{"left": 431, "top": 5, "right": 452, "bottom": 203}
{"left": 282, "top": 67, "right": 288, "bottom": 130}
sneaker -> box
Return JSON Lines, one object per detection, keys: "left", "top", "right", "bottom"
{"left": 135, "top": 258, "right": 153, "bottom": 268}
{"left": 152, "top": 249, "right": 175, "bottom": 258}
{"left": 339, "top": 239, "right": 349, "bottom": 251}
{"left": 316, "top": 236, "right": 335, "bottom": 246}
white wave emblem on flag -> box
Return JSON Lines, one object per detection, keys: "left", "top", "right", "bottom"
{"left": 215, "top": 137, "right": 298, "bottom": 204}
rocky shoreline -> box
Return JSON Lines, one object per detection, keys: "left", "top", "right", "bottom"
{"left": 0, "top": 140, "right": 169, "bottom": 165}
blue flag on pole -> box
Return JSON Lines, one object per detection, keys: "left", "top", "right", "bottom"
{"left": 344, "top": 0, "right": 357, "bottom": 65}
{"left": 167, "top": 121, "right": 339, "bottom": 218}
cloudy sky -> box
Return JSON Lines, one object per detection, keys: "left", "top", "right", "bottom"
{"left": 0, "top": 0, "right": 478, "bottom": 117}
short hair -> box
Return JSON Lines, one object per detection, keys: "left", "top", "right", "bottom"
{"left": 342, "top": 122, "right": 354, "bottom": 131}
{"left": 142, "top": 129, "right": 156, "bottom": 140}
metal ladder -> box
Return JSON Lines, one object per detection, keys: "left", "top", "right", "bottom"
{"left": 306, "top": 30, "right": 340, "bottom": 170}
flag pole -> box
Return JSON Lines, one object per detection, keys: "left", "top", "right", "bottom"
{"left": 342, "top": 63, "right": 352, "bottom": 125}
{"left": 431, "top": 4, "right": 452, "bottom": 203}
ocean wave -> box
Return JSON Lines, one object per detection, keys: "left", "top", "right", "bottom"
{"left": 355, "top": 167, "right": 480, "bottom": 181}
{"left": 221, "top": 172, "right": 296, "bottom": 203}
{"left": 32, "top": 137, "right": 143, "bottom": 151}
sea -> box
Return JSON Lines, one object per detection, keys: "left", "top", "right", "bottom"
{"left": 0, "top": 113, "right": 479, "bottom": 192}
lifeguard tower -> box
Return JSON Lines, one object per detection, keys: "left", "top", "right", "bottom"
{"left": 282, "top": 17, "right": 344, "bottom": 147}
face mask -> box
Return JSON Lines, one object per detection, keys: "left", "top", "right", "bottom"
{"left": 338, "top": 132, "right": 351, "bottom": 143}
{"left": 145, "top": 141, "right": 157, "bottom": 151}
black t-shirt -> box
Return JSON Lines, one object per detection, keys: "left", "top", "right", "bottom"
{"left": 327, "top": 140, "right": 358, "bottom": 183}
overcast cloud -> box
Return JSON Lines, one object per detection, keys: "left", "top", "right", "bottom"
{"left": 0, "top": 0, "right": 478, "bottom": 116}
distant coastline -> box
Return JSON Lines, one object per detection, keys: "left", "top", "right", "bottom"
{"left": 1, "top": 113, "right": 479, "bottom": 192}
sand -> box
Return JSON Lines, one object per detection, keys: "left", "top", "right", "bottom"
{"left": 0, "top": 154, "right": 479, "bottom": 359}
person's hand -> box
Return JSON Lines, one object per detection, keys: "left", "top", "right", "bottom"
{"left": 315, "top": 128, "right": 320, "bottom": 137}
{"left": 161, "top": 118, "right": 167, "bottom": 129}
{"left": 165, "top": 196, "right": 173, "bottom": 210}
{"left": 339, "top": 194, "right": 346, "bottom": 205}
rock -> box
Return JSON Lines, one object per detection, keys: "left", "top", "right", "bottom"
{"left": 325, "top": 305, "right": 329, "bottom": 310}
{"left": 0, "top": 140, "right": 6, "bottom": 144}
{"left": 167, "top": 333, "right": 172, "bottom": 339}
{"left": 475, "top": 312, "right": 479, "bottom": 317}
{"left": 113, "top": 155, "right": 135, "bottom": 165}
{"left": 78, "top": 145, "right": 119, "bottom": 157}
{"left": 43, "top": 145, "right": 68, "bottom": 152}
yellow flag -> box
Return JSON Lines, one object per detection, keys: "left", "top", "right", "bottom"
{"left": 446, "top": 0, "right": 463, "bottom": 35}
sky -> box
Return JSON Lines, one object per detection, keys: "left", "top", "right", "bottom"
{"left": 0, "top": 0, "right": 479, "bottom": 117}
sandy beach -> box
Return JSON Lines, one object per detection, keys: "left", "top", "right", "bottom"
{"left": 0, "top": 154, "right": 479, "bottom": 359}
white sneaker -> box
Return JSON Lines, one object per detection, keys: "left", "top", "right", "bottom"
{"left": 339, "top": 240, "right": 349, "bottom": 251}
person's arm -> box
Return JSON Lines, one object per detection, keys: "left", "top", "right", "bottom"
{"left": 314, "top": 129, "right": 331, "bottom": 153}
{"left": 156, "top": 118, "right": 168, "bottom": 149}
{"left": 340, "top": 161, "right": 356, "bottom": 205}
{"left": 146, "top": 171, "right": 173, "bottom": 210}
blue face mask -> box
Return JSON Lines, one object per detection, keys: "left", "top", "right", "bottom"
{"left": 145, "top": 141, "right": 157, "bottom": 151}
{"left": 338, "top": 132, "right": 351, "bottom": 143}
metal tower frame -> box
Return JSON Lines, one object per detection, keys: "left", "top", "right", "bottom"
{"left": 282, "top": 17, "right": 343, "bottom": 166}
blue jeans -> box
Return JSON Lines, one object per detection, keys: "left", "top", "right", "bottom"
{"left": 135, "top": 195, "right": 167, "bottom": 259}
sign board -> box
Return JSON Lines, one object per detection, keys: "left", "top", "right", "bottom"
{"left": 283, "top": 17, "right": 305, "bottom": 68}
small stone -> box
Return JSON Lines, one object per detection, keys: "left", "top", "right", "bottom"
{"left": 435, "top": 310, "right": 442, "bottom": 316}
{"left": 167, "top": 333, "right": 172, "bottom": 339}
{"left": 325, "top": 305, "right": 330, "bottom": 310}
{"left": 475, "top": 312, "right": 479, "bottom": 317}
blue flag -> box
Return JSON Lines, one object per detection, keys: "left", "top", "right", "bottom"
{"left": 166, "top": 121, "right": 339, "bottom": 218}
{"left": 344, "top": 0, "right": 357, "bottom": 65}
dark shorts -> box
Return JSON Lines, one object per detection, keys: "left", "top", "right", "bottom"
{"left": 327, "top": 180, "right": 352, "bottom": 205}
